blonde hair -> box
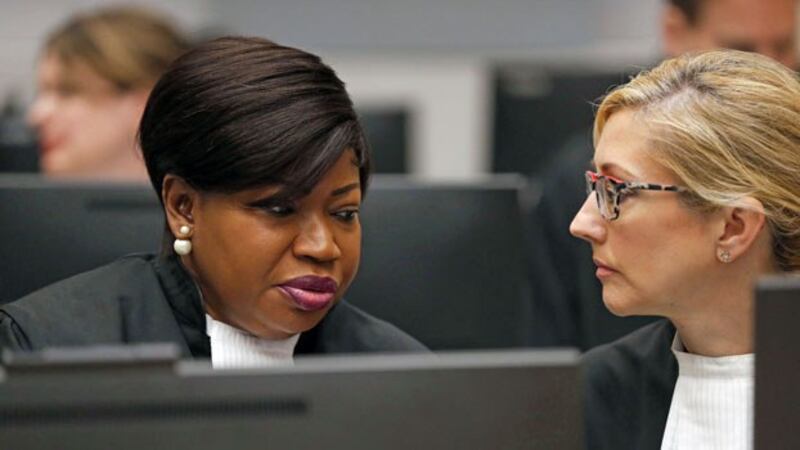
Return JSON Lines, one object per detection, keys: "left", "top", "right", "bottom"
{"left": 594, "top": 50, "right": 800, "bottom": 272}
{"left": 45, "top": 6, "right": 188, "bottom": 91}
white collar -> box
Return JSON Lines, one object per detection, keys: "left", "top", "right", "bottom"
{"left": 670, "top": 333, "right": 753, "bottom": 377}
{"left": 661, "top": 332, "right": 754, "bottom": 450}
{"left": 205, "top": 314, "right": 300, "bottom": 369}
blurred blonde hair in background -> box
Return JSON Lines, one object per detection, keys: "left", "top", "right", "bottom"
{"left": 44, "top": 6, "right": 189, "bottom": 91}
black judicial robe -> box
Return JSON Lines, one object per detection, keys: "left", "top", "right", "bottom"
{"left": 582, "top": 319, "right": 679, "bottom": 450}
{"left": 0, "top": 254, "right": 427, "bottom": 356}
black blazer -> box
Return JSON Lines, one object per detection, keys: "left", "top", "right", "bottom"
{"left": 0, "top": 254, "right": 427, "bottom": 357}
{"left": 582, "top": 319, "right": 678, "bottom": 450}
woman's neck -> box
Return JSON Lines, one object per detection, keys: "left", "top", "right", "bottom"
{"left": 673, "top": 313, "right": 753, "bottom": 357}
{"left": 669, "top": 284, "right": 754, "bottom": 357}
{"left": 668, "top": 243, "right": 780, "bottom": 357}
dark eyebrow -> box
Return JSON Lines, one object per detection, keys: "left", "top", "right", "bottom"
{"left": 331, "top": 182, "right": 360, "bottom": 197}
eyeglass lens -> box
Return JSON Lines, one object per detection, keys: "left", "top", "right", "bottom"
{"left": 585, "top": 172, "right": 616, "bottom": 220}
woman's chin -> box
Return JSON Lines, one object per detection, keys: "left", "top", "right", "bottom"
{"left": 279, "top": 304, "right": 334, "bottom": 334}
{"left": 602, "top": 291, "right": 639, "bottom": 317}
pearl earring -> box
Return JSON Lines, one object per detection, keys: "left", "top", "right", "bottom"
{"left": 718, "top": 249, "right": 732, "bottom": 263}
{"left": 174, "top": 225, "right": 193, "bottom": 256}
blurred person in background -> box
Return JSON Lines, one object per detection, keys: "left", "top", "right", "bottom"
{"left": 663, "top": 0, "right": 796, "bottom": 68}
{"left": 26, "top": 6, "right": 189, "bottom": 181}
{"left": 527, "top": 0, "right": 798, "bottom": 350}
{"left": 574, "top": 49, "right": 800, "bottom": 450}
{"left": 662, "top": 0, "right": 796, "bottom": 67}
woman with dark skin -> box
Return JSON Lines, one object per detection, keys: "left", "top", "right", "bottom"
{"left": 0, "top": 37, "right": 426, "bottom": 366}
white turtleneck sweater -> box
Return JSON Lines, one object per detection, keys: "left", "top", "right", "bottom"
{"left": 205, "top": 314, "right": 300, "bottom": 369}
{"left": 660, "top": 333, "right": 754, "bottom": 450}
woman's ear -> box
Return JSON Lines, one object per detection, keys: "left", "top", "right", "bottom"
{"left": 162, "top": 174, "right": 198, "bottom": 237}
{"left": 715, "top": 197, "right": 768, "bottom": 264}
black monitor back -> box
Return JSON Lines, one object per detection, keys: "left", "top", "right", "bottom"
{"left": 0, "top": 349, "right": 582, "bottom": 450}
{"left": 0, "top": 107, "right": 38, "bottom": 173}
{"left": 492, "top": 65, "right": 632, "bottom": 175}
{"left": 0, "top": 175, "right": 163, "bottom": 304}
{"left": 348, "top": 175, "right": 533, "bottom": 350}
{"left": 358, "top": 108, "right": 408, "bottom": 174}
{"left": 754, "top": 275, "right": 800, "bottom": 450}
{"left": 0, "top": 175, "right": 533, "bottom": 351}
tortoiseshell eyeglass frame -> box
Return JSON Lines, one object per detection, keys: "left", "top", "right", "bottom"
{"left": 584, "top": 170, "right": 689, "bottom": 221}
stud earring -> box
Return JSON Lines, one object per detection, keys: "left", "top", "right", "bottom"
{"left": 174, "top": 225, "right": 193, "bottom": 256}
{"left": 718, "top": 249, "right": 732, "bottom": 263}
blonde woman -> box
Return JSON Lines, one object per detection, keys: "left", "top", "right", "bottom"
{"left": 570, "top": 50, "right": 800, "bottom": 450}
{"left": 27, "top": 7, "right": 188, "bottom": 180}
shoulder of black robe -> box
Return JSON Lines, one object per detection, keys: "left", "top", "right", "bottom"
{"left": 296, "top": 300, "right": 429, "bottom": 355}
{"left": 581, "top": 319, "right": 678, "bottom": 450}
{"left": 0, "top": 310, "right": 31, "bottom": 351}
{"left": 0, "top": 253, "right": 427, "bottom": 357}
{"left": 0, "top": 254, "right": 193, "bottom": 356}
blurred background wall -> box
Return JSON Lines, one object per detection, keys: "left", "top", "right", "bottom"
{"left": 0, "top": 0, "right": 669, "bottom": 179}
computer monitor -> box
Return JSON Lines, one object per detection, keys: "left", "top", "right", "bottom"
{"left": 347, "top": 175, "right": 533, "bottom": 350}
{"left": 358, "top": 108, "right": 408, "bottom": 174}
{"left": 0, "top": 175, "right": 533, "bottom": 351}
{"left": 754, "top": 275, "right": 800, "bottom": 450}
{"left": 0, "top": 113, "right": 38, "bottom": 173}
{"left": 0, "top": 348, "right": 583, "bottom": 450}
{"left": 0, "top": 175, "right": 163, "bottom": 304}
{"left": 492, "top": 64, "right": 631, "bottom": 175}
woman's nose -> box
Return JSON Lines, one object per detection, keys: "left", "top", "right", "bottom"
{"left": 569, "top": 194, "right": 607, "bottom": 244}
{"left": 293, "top": 215, "right": 342, "bottom": 263}
{"left": 26, "top": 94, "right": 55, "bottom": 129}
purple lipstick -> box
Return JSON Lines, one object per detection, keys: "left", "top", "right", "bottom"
{"left": 278, "top": 276, "right": 338, "bottom": 312}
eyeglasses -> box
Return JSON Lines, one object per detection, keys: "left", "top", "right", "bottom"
{"left": 584, "top": 170, "right": 688, "bottom": 221}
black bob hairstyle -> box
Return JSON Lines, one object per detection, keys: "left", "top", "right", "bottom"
{"left": 139, "top": 36, "right": 371, "bottom": 244}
